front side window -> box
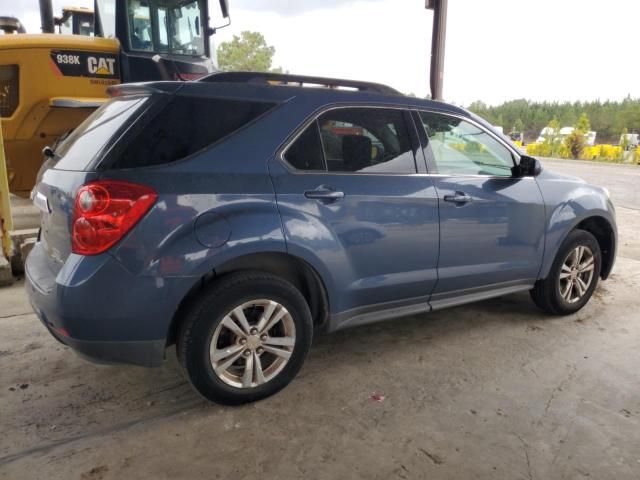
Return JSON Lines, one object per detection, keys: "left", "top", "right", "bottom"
{"left": 419, "top": 112, "right": 515, "bottom": 177}
{"left": 318, "top": 108, "right": 416, "bottom": 174}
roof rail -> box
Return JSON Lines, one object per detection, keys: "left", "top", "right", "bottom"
{"left": 199, "top": 71, "right": 401, "bottom": 96}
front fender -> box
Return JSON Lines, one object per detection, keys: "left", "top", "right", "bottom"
{"left": 537, "top": 171, "right": 617, "bottom": 279}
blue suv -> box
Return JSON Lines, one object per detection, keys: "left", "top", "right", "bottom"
{"left": 26, "top": 73, "right": 617, "bottom": 404}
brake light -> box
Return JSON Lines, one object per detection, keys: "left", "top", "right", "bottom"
{"left": 72, "top": 181, "right": 157, "bottom": 255}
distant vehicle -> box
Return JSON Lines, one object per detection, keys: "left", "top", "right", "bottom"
{"left": 536, "top": 127, "right": 597, "bottom": 146}
{"left": 584, "top": 130, "right": 597, "bottom": 146}
{"left": 509, "top": 131, "right": 524, "bottom": 143}
{"left": 620, "top": 133, "right": 639, "bottom": 149}
{"left": 27, "top": 73, "right": 617, "bottom": 404}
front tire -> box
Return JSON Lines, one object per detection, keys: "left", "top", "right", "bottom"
{"left": 178, "top": 271, "right": 313, "bottom": 405}
{"left": 530, "top": 229, "right": 601, "bottom": 315}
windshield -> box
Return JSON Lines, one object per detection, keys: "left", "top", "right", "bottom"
{"left": 54, "top": 97, "right": 148, "bottom": 171}
{"left": 127, "top": 0, "right": 206, "bottom": 56}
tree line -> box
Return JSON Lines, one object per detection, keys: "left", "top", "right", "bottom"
{"left": 467, "top": 98, "right": 640, "bottom": 144}
{"left": 215, "top": 31, "right": 639, "bottom": 146}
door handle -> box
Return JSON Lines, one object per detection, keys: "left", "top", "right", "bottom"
{"left": 443, "top": 192, "right": 472, "bottom": 204}
{"left": 304, "top": 187, "right": 345, "bottom": 201}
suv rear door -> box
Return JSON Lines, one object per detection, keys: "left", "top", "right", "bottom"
{"left": 270, "top": 106, "right": 439, "bottom": 327}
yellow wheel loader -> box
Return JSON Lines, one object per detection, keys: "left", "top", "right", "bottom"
{"left": 0, "top": 0, "right": 229, "bottom": 198}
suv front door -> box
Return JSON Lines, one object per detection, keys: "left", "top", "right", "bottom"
{"left": 270, "top": 106, "right": 439, "bottom": 327}
{"left": 415, "top": 111, "right": 546, "bottom": 309}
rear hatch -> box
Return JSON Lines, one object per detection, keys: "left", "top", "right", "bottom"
{"left": 35, "top": 95, "right": 153, "bottom": 265}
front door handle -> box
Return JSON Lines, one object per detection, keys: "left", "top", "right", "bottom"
{"left": 304, "top": 187, "right": 345, "bottom": 201}
{"left": 443, "top": 191, "right": 472, "bottom": 204}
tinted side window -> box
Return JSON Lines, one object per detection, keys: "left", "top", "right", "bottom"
{"left": 55, "top": 97, "right": 148, "bottom": 171}
{"left": 318, "top": 108, "right": 416, "bottom": 174}
{"left": 283, "top": 122, "right": 325, "bottom": 171}
{"left": 114, "top": 96, "right": 275, "bottom": 168}
{"left": 419, "top": 112, "right": 514, "bottom": 176}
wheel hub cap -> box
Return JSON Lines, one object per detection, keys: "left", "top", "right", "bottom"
{"left": 246, "top": 335, "right": 261, "bottom": 350}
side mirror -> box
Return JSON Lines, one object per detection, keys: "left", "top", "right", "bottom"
{"left": 516, "top": 155, "right": 542, "bottom": 177}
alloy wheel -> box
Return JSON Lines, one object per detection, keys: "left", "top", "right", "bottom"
{"left": 209, "top": 299, "right": 296, "bottom": 388}
{"left": 558, "top": 245, "right": 595, "bottom": 304}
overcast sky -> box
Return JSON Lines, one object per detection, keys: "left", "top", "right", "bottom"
{"left": 8, "top": 0, "right": 640, "bottom": 105}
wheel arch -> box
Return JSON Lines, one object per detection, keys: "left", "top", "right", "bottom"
{"left": 574, "top": 215, "right": 616, "bottom": 279}
{"left": 166, "top": 252, "right": 330, "bottom": 347}
{"left": 542, "top": 214, "right": 616, "bottom": 281}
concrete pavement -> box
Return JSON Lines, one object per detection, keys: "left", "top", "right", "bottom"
{"left": 1, "top": 159, "right": 639, "bottom": 480}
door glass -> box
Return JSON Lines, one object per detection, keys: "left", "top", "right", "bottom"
{"left": 96, "top": 0, "right": 116, "bottom": 38}
{"left": 156, "top": 7, "right": 169, "bottom": 50}
{"left": 318, "top": 108, "right": 416, "bottom": 174}
{"left": 59, "top": 18, "right": 73, "bottom": 35}
{"left": 128, "top": 0, "right": 153, "bottom": 50}
{"left": 419, "top": 112, "right": 514, "bottom": 176}
{"left": 76, "top": 14, "right": 95, "bottom": 36}
{"left": 127, "top": 0, "right": 205, "bottom": 55}
{"left": 170, "top": 0, "right": 204, "bottom": 56}
{"left": 283, "top": 122, "right": 325, "bottom": 171}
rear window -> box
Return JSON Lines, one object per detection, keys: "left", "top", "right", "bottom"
{"left": 112, "top": 96, "right": 276, "bottom": 168}
{"left": 54, "top": 97, "right": 148, "bottom": 171}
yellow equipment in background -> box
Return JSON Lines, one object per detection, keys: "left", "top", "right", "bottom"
{"left": 1, "top": 34, "right": 119, "bottom": 197}
{"left": 0, "top": 122, "right": 13, "bottom": 259}
{"left": 0, "top": 0, "right": 229, "bottom": 198}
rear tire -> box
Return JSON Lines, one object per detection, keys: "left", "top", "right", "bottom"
{"left": 178, "top": 271, "right": 313, "bottom": 405}
{"left": 530, "top": 229, "right": 601, "bottom": 315}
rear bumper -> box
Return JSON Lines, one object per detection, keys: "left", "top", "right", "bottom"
{"left": 39, "top": 318, "right": 165, "bottom": 367}
{"left": 25, "top": 242, "right": 195, "bottom": 367}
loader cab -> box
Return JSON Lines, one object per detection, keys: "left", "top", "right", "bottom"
{"left": 0, "top": 17, "right": 26, "bottom": 34}
{"left": 56, "top": 7, "right": 95, "bottom": 36}
{"left": 95, "top": 0, "right": 222, "bottom": 82}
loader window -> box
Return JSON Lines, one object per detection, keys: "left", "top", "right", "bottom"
{"left": 0, "top": 65, "right": 19, "bottom": 118}
{"left": 96, "top": 0, "right": 116, "bottom": 38}
{"left": 127, "top": 0, "right": 206, "bottom": 56}
{"left": 128, "top": 0, "right": 153, "bottom": 51}
{"left": 113, "top": 96, "right": 276, "bottom": 168}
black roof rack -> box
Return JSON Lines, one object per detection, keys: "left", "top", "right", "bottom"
{"left": 199, "top": 71, "right": 401, "bottom": 96}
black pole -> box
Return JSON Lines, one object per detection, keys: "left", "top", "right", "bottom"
{"left": 39, "top": 0, "right": 55, "bottom": 33}
{"left": 428, "top": 0, "right": 447, "bottom": 100}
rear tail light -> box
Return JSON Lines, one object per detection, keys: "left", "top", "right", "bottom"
{"left": 72, "top": 180, "right": 157, "bottom": 255}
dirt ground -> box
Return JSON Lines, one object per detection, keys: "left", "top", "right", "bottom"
{"left": 1, "top": 159, "right": 640, "bottom": 479}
